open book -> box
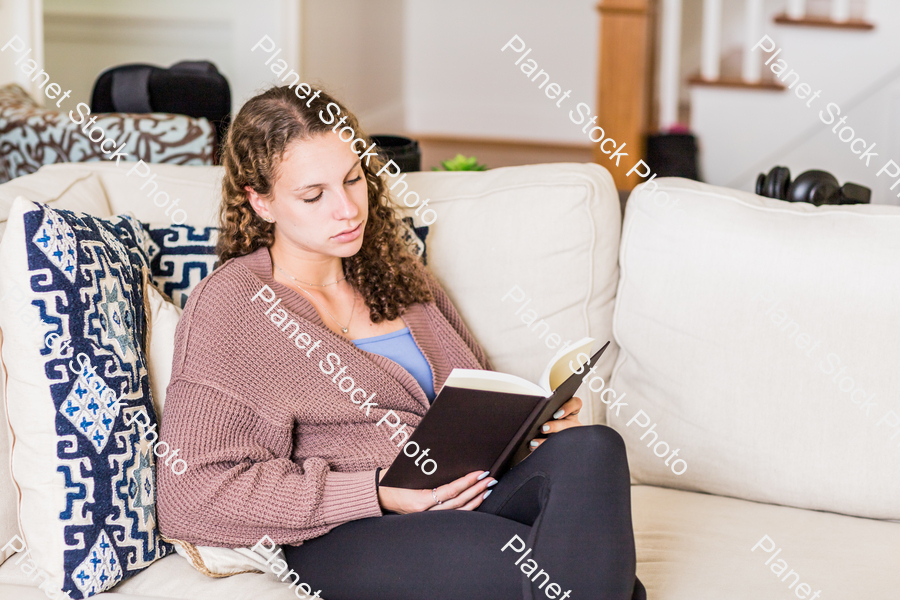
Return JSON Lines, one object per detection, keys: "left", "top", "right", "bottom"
{"left": 380, "top": 338, "right": 609, "bottom": 489}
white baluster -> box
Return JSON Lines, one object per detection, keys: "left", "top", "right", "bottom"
{"left": 0, "top": 0, "right": 44, "bottom": 104}
{"left": 701, "top": 0, "right": 722, "bottom": 81}
{"left": 659, "top": 0, "right": 683, "bottom": 129}
{"left": 787, "top": 0, "right": 806, "bottom": 19}
{"left": 742, "top": 0, "right": 764, "bottom": 83}
{"left": 832, "top": 0, "right": 850, "bottom": 22}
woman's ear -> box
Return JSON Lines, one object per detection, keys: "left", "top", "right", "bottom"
{"left": 245, "top": 185, "right": 270, "bottom": 221}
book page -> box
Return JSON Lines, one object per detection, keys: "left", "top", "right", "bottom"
{"left": 443, "top": 369, "right": 546, "bottom": 396}
{"left": 538, "top": 337, "right": 594, "bottom": 392}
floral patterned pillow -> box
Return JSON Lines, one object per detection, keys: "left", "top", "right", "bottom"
{"left": 0, "top": 84, "right": 215, "bottom": 184}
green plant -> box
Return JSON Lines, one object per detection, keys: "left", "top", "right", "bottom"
{"left": 432, "top": 154, "right": 487, "bottom": 171}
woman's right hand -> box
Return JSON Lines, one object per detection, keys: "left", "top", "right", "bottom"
{"left": 377, "top": 470, "right": 496, "bottom": 514}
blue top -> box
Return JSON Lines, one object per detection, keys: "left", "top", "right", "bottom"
{"left": 352, "top": 327, "right": 436, "bottom": 402}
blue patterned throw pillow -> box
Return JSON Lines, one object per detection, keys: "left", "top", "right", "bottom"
{"left": 400, "top": 217, "right": 428, "bottom": 265}
{"left": 140, "top": 223, "right": 218, "bottom": 308}
{"left": 0, "top": 198, "right": 173, "bottom": 598}
{"left": 137, "top": 220, "right": 428, "bottom": 308}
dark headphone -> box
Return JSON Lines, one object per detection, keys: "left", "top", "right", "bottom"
{"left": 756, "top": 166, "right": 871, "bottom": 206}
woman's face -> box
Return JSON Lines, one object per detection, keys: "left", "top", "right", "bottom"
{"left": 253, "top": 131, "right": 369, "bottom": 259}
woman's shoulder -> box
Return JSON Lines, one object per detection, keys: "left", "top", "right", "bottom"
{"left": 180, "top": 248, "right": 270, "bottom": 322}
{"left": 169, "top": 249, "right": 277, "bottom": 381}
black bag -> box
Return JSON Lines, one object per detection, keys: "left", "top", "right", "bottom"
{"left": 90, "top": 61, "right": 231, "bottom": 161}
{"left": 645, "top": 132, "right": 701, "bottom": 181}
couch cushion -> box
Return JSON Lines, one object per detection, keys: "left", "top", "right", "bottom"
{"left": 7, "top": 484, "right": 896, "bottom": 600}
{"left": 632, "top": 485, "right": 900, "bottom": 600}
{"left": 0, "top": 169, "right": 111, "bottom": 241}
{"left": 0, "top": 553, "right": 297, "bottom": 600}
{"left": 401, "top": 163, "right": 621, "bottom": 425}
{"left": 0, "top": 84, "right": 214, "bottom": 185}
{"left": 610, "top": 178, "right": 900, "bottom": 519}
{"left": 0, "top": 198, "right": 173, "bottom": 597}
{"left": 4, "top": 162, "right": 223, "bottom": 229}
{"left": 145, "top": 283, "right": 181, "bottom": 419}
{"left": 99, "top": 163, "right": 222, "bottom": 228}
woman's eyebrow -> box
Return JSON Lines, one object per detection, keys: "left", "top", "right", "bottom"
{"left": 344, "top": 159, "right": 362, "bottom": 177}
{"left": 292, "top": 160, "right": 361, "bottom": 192}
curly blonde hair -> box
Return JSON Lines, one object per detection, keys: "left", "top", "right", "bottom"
{"left": 217, "top": 85, "right": 433, "bottom": 322}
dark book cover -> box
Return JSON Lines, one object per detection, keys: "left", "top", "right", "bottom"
{"left": 380, "top": 342, "right": 609, "bottom": 489}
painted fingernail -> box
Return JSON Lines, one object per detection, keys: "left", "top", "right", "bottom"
{"left": 477, "top": 471, "right": 490, "bottom": 481}
{"left": 541, "top": 424, "right": 550, "bottom": 433}
{"left": 530, "top": 440, "right": 539, "bottom": 447}
{"left": 483, "top": 490, "right": 492, "bottom": 500}
{"left": 487, "top": 480, "right": 498, "bottom": 487}
{"left": 553, "top": 409, "right": 565, "bottom": 419}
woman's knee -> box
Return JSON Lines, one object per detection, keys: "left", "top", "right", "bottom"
{"left": 541, "top": 425, "right": 626, "bottom": 458}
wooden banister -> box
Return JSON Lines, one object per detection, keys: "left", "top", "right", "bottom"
{"left": 595, "top": 0, "right": 654, "bottom": 190}
{"left": 773, "top": 14, "right": 875, "bottom": 30}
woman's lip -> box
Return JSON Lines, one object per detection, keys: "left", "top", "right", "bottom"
{"left": 332, "top": 223, "right": 362, "bottom": 241}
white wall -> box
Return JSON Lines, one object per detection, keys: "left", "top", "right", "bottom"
{"left": 404, "top": 0, "right": 598, "bottom": 144}
{"left": 232, "top": 0, "right": 302, "bottom": 109}
{"left": 0, "top": 0, "right": 44, "bottom": 102}
{"left": 35, "top": 0, "right": 299, "bottom": 114}
{"left": 690, "top": 0, "right": 900, "bottom": 204}
{"left": 302, "top": 0, "right": 405, "bottom": 133}
{"left": 42, "top": 0, "right": 233, "bottom": 108}
{"left": 302, "top": 0, "right": 597, "bottom": 144}
{"left": 12, "top": 0, "right": 597, "bottom": 144}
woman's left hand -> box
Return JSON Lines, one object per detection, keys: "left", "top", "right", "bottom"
{"left": 529, "top": 396, "right": 583, "bottom": 451}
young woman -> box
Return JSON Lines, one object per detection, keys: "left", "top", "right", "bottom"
{"left": 156, "top": 85, "right": 645, "bottom": 600}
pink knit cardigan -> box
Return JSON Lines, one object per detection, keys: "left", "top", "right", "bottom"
{"left": 156, "top": 247, "right": 491, "bottom": 547}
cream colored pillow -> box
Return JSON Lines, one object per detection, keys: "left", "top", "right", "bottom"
{"left": 610, "top": 177, "right": 900, "bottom": 520}
{"left": 94, "top": 162, "right": 222, "bottom": 228}
{"left": 145, "top": 282, "right": 181, "bottom": 418}
{"left": 0, "top": 170, "right": 111, "bottom": 241}
{"left": 0, "top": 170, "right": 111, "bottom": 567}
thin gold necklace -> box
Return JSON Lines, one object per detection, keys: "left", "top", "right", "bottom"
{"left": 275, "top": 265, "right": 346, "bottom": 287}
{"left": 276, "top": 265, "right": 356, "bottom": 334}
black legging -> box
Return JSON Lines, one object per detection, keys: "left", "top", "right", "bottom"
{"left": 284, "top": 425, "right": 645, "bottom": 600}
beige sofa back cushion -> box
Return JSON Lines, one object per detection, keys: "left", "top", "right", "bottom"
{"left": 0, "top": 169, "right": 111, "bottom": 240}
{"left": 401, "top": 163, "right": 622, "bottom": 425}
{"left": 7, "top": 163, "right": 223, "bottom": 229}
{"left": 609, "top": 178, "right": 900, "bottom": 520}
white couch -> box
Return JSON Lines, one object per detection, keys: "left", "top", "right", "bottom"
{"left": 0, "top": 161, "right": 898, "bottom": 599}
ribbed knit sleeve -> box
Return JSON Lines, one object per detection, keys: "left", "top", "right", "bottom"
{"left": 158, "top": 379, "right": 382, "bottom": 547}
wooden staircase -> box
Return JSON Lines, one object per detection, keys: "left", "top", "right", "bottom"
{"left": 595, "top": 0, "right": 880, "bottom": 191}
